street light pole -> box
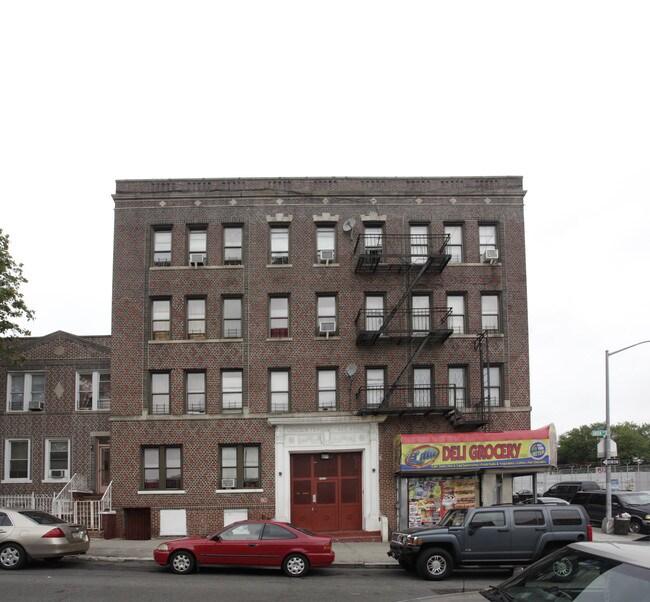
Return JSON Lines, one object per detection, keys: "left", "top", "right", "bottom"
{"left": 604, "top": 340, "right": 650, "bottom": 528}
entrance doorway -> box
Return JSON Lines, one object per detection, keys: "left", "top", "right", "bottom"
{"left": 290, "top": 452, "right": 362, "bottom": 532}
{"left": 96, "top": 443, "right": 110, "bottom": 494}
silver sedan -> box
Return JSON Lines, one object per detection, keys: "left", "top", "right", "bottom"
{"left": 0, "top": 508, "right": 90, "bottom": 569}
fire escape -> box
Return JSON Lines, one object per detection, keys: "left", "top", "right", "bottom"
{"left": 353, "top": 230, "right": 488, "bottom": 431}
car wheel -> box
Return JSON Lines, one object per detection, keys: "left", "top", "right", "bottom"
{"left": 552, "top": 556, "right": 577, "bottom": 581}
{"left": 282, "top": 553, "right": 309, "bottom": 577}
{"left": 0, "top": 543, "right": 27, "bottom": 570}
{"left": 629, "top": 520, "right": 642, "bottom": 534}
{"left": 169, "top": 550, "right": 196, "bottom": 575}
{"left": 398, "top": 559, "right": 416, "bottom": 572}
{"left": 416, "top": 548, "right": 453, "bottom": 581}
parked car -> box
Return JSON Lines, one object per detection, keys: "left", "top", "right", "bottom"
{"left": 388, "top": 504, "right": 591, "bottom": 580}
{"left": 570, "top": 490, "right": 650, "bottom": 534}
{"left": 401, "top": 540, "right": 650, "bottom": 601}
{"left": 0, "top": 508, "right": 90, "bottom": 570}
{"left": 154, "top": 519, "right": 335, "bottom": 577}
{"left": 521, "top": 496, "right": 569, "bottom": 505}
{"left": 542, "top": 480, "right": 601, "bottom": 501}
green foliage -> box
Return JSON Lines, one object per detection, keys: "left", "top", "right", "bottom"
{"left": 0, "top": 229, "right": 34, "bottom": 365}
{"left": 558, "top": 421, "right": 650, "bottom": 465}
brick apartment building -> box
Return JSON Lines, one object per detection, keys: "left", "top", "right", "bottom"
{"left": 109, "top": 176, "right": 545, "bottom": 539}
{"left": 0, "top": 331, "right": 111, "bottom": 503}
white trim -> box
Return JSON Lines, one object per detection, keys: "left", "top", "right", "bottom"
{"left": 4, "top": 438, "right": 31, "bottom": 481}
{"left": 269, "top": 415, "right": 386, "bottom": 531}
{"left": 137, "top": 490, "right": 187, "bottom": 495}
{"left": 215, "top": 488, "right": 264, "bottom": 494}
{"left": 1, "top": 479, "right": 32, "bottom": 484}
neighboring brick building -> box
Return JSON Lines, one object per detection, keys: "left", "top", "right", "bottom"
{"left": 0, "top": 331, "right": 111, "bottom": 501}
{"left": 110, "top": 176, "right": 536, "bottom": 539}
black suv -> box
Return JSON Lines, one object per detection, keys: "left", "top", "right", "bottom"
{"left": 570, "top": 490, "right": 650, "bottom": 534}
{"left": 542, "top": 481, "right": 601, "bottom": 502}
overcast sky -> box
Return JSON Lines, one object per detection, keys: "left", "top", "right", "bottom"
{"left": 2, "top": 1, "right": 649, "bottom": 438}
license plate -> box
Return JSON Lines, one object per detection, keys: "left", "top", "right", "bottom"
{"left": 72, "top": 531, "right": 84, "bottom": 540}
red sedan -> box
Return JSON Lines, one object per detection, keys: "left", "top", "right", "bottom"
{"left": 154, "top": 520, "right": 335, "bottom": 577}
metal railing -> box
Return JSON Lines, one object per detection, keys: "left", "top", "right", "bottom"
{"left": 0, "top": 493, "right": 56, "bottom": 513}
{"left": 355, "top": 307, "right": 453, "bottom": 344}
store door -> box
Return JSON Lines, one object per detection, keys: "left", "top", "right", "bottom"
{"left": 290, "top": 452, "right": 362, "bottom": 532}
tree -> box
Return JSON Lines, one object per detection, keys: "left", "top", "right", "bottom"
{"left": 0, "top": 228, "right": 34, "bottom": 365}
{"left": 558, "top": 421, "right": 650, "bottom": 465}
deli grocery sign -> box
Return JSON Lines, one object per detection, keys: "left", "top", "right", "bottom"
{"left": 395, "top": 425, "right": 557, "bottom": 471}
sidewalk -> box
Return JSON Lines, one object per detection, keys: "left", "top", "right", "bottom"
{"left": 82, "top": 529, "right": 639, "bottom": 566}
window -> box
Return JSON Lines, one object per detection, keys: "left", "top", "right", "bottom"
{"left": 316, "top": 226, "right": 336, "bottom": 263}
{"left": 444, "top": 224, "right": 463, "bottom": 263}
{"left": 270, "top": 370, "right": 290, "bottom": 412}
{"left": 363, "top": 226, "right": 383, "bottom": 254}
{"left": 317, "top": 295, "right": 337, "bottom": 335}
{"left": 262, "top": 523, "right": 297, "bottom": 540}
{"left": 365, "top": 295, "right": 384, "bottom": 331}
{"left": 188, "top": 228, "right": 207, "bottom": 265}
{"left": 481, "top": 294, "right": 500, "bottom": 332}
{"left": 223, "top": 297, "right": 242, "bottom": 338}
{"left": 470, "top": 510, "right": 505, "bottom": 528}
{"left": 366, "top": 368, "right": 385, "bottom": 407}
{"left": 152, "top": 299, "right": 171, "bottom": 340}
{"left": 222, "top": 370, "right": 243, "bottom": 410}
{"left": 483, "top": 365, "right": 502, "bottom": 406}
{"left": 479, "top": 225, "right": 498, "bottom": 258}
{"left": 77, "top": 371, "right": 111, "bottom": 410}
{"left": 410, "top": 225, "right": 428, "bottom": 264}
{"left": 413, "top": 367, "right": 432, "bottom": 407}
{"left": 318, "top": 369, "right": 337, "bottom": 411}
{"left": 224, "top": 226, "right": 243, "bottom": 265}
{"left": 514, "top": 509, "right": 545, "bottom": 526}
{"left": 7, "top": 373, "right": 45, "bottom": 411}
{"left": 270, "top": 226, "right": 289, "bottom": 264}
{"left": 448, "top": 366, "right": 467, "bottom": 407}
{"left": 4, "top": 439, "right": 30, "bottom": 481}
{"left": 186, "top": 372, "right": 205, "bottom": 413}
{"left": 269, "top": 297, "right": 289, "bottom": 338}
{"left": 153, "top": 229, "right": 172, "bottom": 266}
{"left": 45, "top": 439, "right": 70, "bottom": 480}
{"left": 447, "top": 295, "right": 466, "bottom": 334}
{"left": 411, "top": 295, "right": 430, "bottom": 332}
{"left": 220, "top": 445, "right": 260, "bottom": 489}
{"left": 143, "top": 446, "right": 182, "bottom": 490}
{"left": 151, "top": 372, "right": 170, "bottom": 414}
{"left": 187, "top": 298, "right": 206, "bottom": 339}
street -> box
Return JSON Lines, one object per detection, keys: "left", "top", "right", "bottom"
{"left": 3, "top": 559, "right": 506, "bottom": 601}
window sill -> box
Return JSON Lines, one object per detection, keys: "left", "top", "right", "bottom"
{"left": 215, "top": 488, "right": 263, "bottom": 494}
{"left": 266, "top": 337, "right": 293, "bottom": 342}
{"left": 314, "top": 335, "right": 340, "bottom": 341}
{"left": 43, "top": 478, "right": 70, "bottom": 484}
{"left": 149, "top": 338, "right": 244, "bottom": 344}
{"left": 1, "top": 479, "right": 32, "bottom": 484}
{"left": 312, "top": 263, "right": 340, "bottom": 267}
{"left": 150, "top": 265, "right": 243, "bottom": 270}
{"left": 137, "top": 490, "right": 187, "bottom": 495}
{"left": 266, "top": 263, "right": 293, "bottom": 268}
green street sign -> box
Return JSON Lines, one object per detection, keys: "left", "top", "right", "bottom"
{"left": 591, "top": 429, "right": 607, "bottom": 437}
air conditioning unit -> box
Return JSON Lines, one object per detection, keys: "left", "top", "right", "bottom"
{"left": 482, "top": 249, "right": 499, "bottom": 263}
{"left": 221, "top": 478, "right": 236, "bottom": 489}
{"left": 319, "top": 320, "right": 337, "bottom": 334}
{"left": 28, "top": 400, "right": 44, "bottom": 411}
{"left": 189, "top": 253, "right": 206, "bottom": 266}
{"left": 319, "top": 249, "right": 335, "bottom": 262}
{"left": 50, "top": 469, "right": 66, "bottom": 479}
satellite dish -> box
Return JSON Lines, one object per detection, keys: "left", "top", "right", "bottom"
{"left": 342, "top": 218, "right": 356, "bottom": 232}
{"left": 344, "top": 364, "right": 357, "bottom": 378}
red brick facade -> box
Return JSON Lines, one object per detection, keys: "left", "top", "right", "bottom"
{"left": 110, "top": 177, "right": 530, "bottom": 538}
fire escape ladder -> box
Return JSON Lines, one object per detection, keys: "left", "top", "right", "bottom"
{"left": 377, "top": 333, "right": 434, "bottom": 409}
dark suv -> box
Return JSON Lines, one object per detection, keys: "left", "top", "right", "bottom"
{"left": 570, "top": 490, "right": 650, "bottom": 534}
{"left": 542, "top": 481, "right": 601, "bottom": 502}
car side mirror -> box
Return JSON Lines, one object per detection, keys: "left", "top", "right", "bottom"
{"left": 211, "top": 534, "right": 221, "bottom": 542}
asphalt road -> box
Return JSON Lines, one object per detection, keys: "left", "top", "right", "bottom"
{"left": 4, "top": 559, "right": 506, "bottom": 601}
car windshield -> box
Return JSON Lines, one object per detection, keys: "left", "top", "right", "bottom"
{"left": 439, "top": 508, "right": 467, "bottom": 527}
{"left": 18, "top": 510, "right": 65, "bottom": 525}
{"left": 485, "top": 548, "right": 650, "bottom": 601}
{"left": 619, "top": 493, "right": 650, "bottom": 505}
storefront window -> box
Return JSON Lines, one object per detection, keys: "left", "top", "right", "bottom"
{"left": 407, "top": 477, "right": 479, "bottom": 527}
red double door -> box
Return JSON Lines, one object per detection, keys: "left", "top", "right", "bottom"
{"left": 290, "top": 452, "right": 362, "bottom": 532}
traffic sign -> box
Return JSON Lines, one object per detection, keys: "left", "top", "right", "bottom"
{"left": 591, "top": 429, "right": 607, "bottom": 437}
{"left": 602, "top": 458, "right": 619, "bottom": 465}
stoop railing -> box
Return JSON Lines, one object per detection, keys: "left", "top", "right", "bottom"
{"left": 0, "top": 493, "right": 56, "bottom": 513}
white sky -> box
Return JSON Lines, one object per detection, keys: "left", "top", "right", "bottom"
{"left": 2, "top": 1, "right": 649, "bottom": 437}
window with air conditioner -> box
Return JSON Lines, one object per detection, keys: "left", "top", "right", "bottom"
{"left": 317, "top": 227, "right": 336, "bottom": 263}
{"left": 317, "top": 295, "right": 337, "bottom": 336}
{"left": 220, "top": 445, "right": 260, "bottom": 489}
{"left": 188, "top": 228, "right": 207, "bottom": 265}
{"left": 45, "top": 439, "right": 70, "bottom": 481}
{"left": 7, "top": 373, "right": 45, "bottom": 412}
{"left": 479, "top": 225, "right": 498, "bottom": 261}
